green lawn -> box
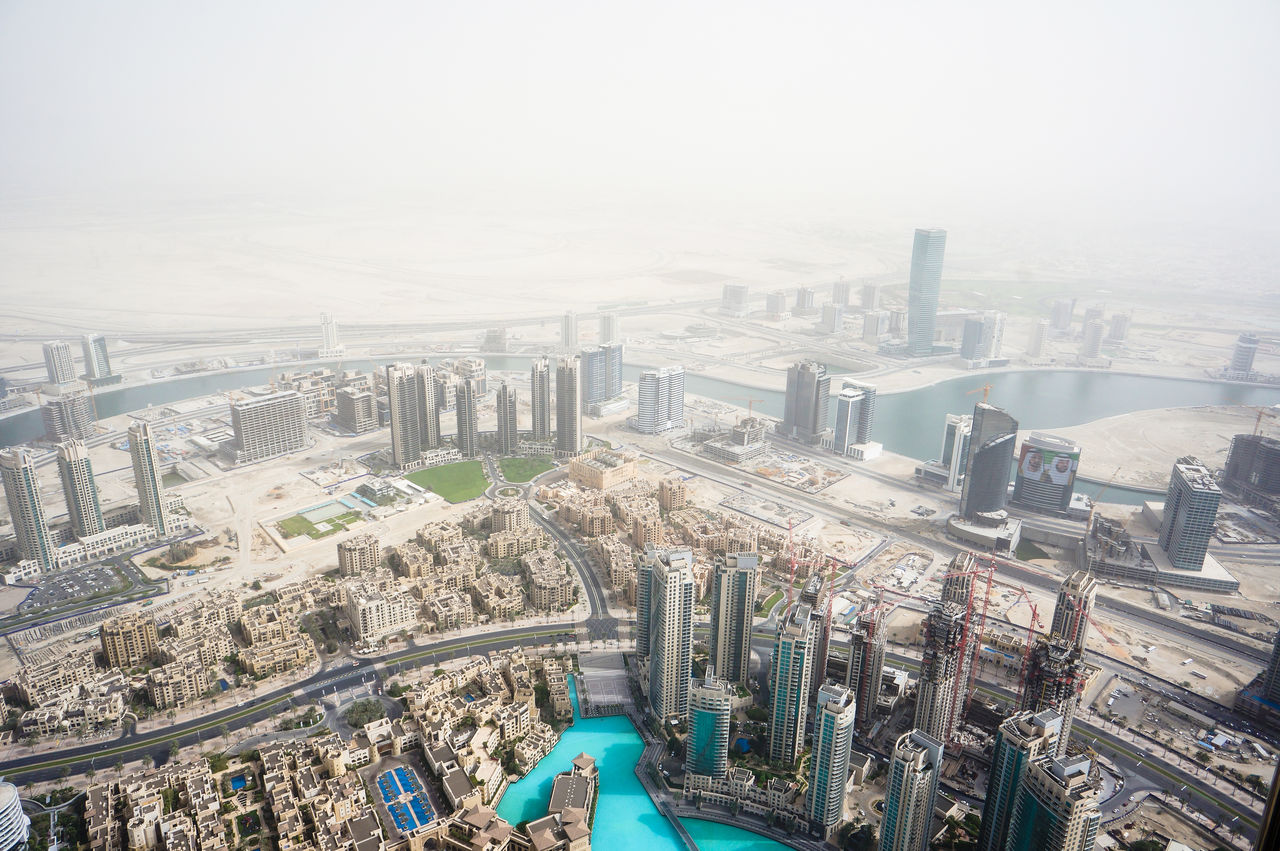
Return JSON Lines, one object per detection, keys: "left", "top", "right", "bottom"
{"left": 499, "top": 456, "right": 554, "bottom": 483}
{"left": 277, "top": 510, "right": 363, "bottom": 540}
{"left": 406, "top": 461, "right": 490, "bottom": 503}
{"left": 1015, "top": 540, "right": 1051, "bottom": 561}
{"left": 277, "top": 515, "right": 318, "bottom": 539}
{"left": 757, "top": 590, "right": 784, "bottom": 614}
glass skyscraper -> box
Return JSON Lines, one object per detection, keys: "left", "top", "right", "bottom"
{"left": 906, "top": 228, "right": 946, "bottom": 357}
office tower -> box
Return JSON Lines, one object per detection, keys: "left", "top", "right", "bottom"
{"left": 849, "top": 606, "right": 886, "bottom": 731}
{"left": 914, "top": 600, "right": 967, "bottom": 745}
{"left": 455, "top": 378, "right": 481, "bottom": 458}
{"left": 0, "top": 782, "right": 31, "bottom": 851}
{"left": 599, "top": 312, "right": 620, "bottom": 344}
{"left": 889, "top": 308, "right": 908, "bottom": 336}
{"left": 0, "top": 449, "right": 55, "bottom": 570}
{"left": 907, "top": 228, "right": 946, "bottom": 357}
{"left": 806, "top": 683, "right": 857, "bottom": 835}
{"left": 769, "top": 602, "right": 814, "bottom": 766}
{"left": 634, "top": 367, "right": 685, "bottom": 434}
{"left": 1050, "top": 299, "right": 1074, "bottom": 332}
{"left": 129, "top": 421, "right": 176, "bottom": 537}
{"left": 224, "top": 391, "right": 308, "bottom": 465}
{"left": 781, "top": 361, "right": 830, "bottom": 443}
{"left": 80, "top": 334, "right": 112, "bottom": 380}
{"left": 1224, "top": 433, "right": 1280, "bottom": 506}
{"left": 454, "top": 356, "right": 487, "bottom": 396}
{"left": 416, "top": 364, "right": 441, "bottom": 450}
{"left": 861, "top": 283, "right": 881, "bottom": 311}
{"left": 938, "top": 413, "right": 972, "bottom": 492}
{"left": 43, "top": 340, "right": 76, "bottom": 385}
{"left": 984, "top": 311, "right": 1005, "bottom": 358}
{"left": 1107, "top": 313, "right": 1130, "bottom": 343}
{"left": 819, "top": 302, "right": 844, "bottom": 334}
{"left": 1158, "top": 457, "right": 1222, "bottom": 570}
{"left": 1079, "top": 319, "right": 1105, "bottom": 359}
{"left": 319, "top": 312, "right": 344, "bottom": 358}
{"left": 880, "top": 729, "right": 944, "bottom": 851}
{"left": 42, "top": 390, "right": 95, "bottom": 441}
{"left": 581, "top": 342, "right": 624, "bottom": 406}
{"left": 335, "top": 386, "right": 378, "bottom": 434}
{"left": 794, "top": 286, "right": 817, "bottom": 316}
{"left": 555, "top": 356, "right": 582, "bottom": 455}
{"left": 1020, "top": 637, "right": 1085, "bottom": 757}
{"left": 685, "top": 675, "right": 733, "bottom": 778}
{"left": 1011, "top": 433, "right": 1081, "bottom": 514}
{"left": 638, "top": 547, "right": 696, "bottom": 720}
{"left": 721, "top": 284, "right": 750, "bottom": 317}
{"left": 832, "top": 280, "right": 851, "bottom": 306}
{"left": 1049, "top": 571, "right": 1096, "bottom": 655}
{"left": 530, "top": 358, "right": 552, "bottom": 442}
{"left": 1027, "top": 319, "right": 1049, "bottom": 358}
{"left": 100, "top": 612, "right": 159, "bottom": 669}
{"left": 765, "top": 290, "right": 790, "bottom": 321}
{"left": 959, "top": 402, "right": 1018, "bottom": 519}
{"left": 862, "top": 309, "right": 890, "bottom": 345}
{"left": 1005, "top": 754, "right": 1101, "bottom": 851}
{"left": 1231, "top": 332, "right": 1260, "bottom": 376}
{"left": 976, "top": 709, "right": 1064, "bottom": 851}
{"left": 496, "top": 382, "right": 518, "bottom": 455}
{"left": 710, "top": 552, "right": 759, "bottom": 687}
{"left": 960, "top": 318, "right": 985, "bottom": 360}
{"left": 561, "top": 311, "right": 578, "bottom": 351}
{"left": 57, "top": 440, "right": 104, "bottom": 538}
{"left": 833, "top": 380, "right": 877, "bottom": 455}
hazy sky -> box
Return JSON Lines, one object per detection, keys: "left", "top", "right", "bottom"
{"left": 2, "top": 1, "right": 1278, "bottom": 227}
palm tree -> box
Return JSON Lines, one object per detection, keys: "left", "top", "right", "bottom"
{"left": 142, "top": 754, "right": 153, "bottom": 770}
{"left": 115, "top": 758, "right": 125, "bottom": 776}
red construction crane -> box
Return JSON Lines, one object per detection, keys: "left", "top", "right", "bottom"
{"left": 1069, "top": 594, "right": 1130, "bottom": 660}
{"left": 937, "top": 554, "right": 997, "bottom": 734}
{"left": 966, "top": 383, "right": 994, "bottom": 404}
{"left": 1007, "top": 585, "right": 1044, "bottom": 704}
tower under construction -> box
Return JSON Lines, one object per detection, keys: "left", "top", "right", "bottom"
{"left": 1020, "top": 636, "right": 1086, "bottom": 757}
{"left": 914, "top": 600, "right": 968, "bottom": 745}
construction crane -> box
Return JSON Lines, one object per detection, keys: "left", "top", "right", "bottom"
{"left": 937, "top": 554, "right": 998, "bottom": 729}
{"left": 1253, "top": 405, "right": 1280, "bottom": 436}
{"left": 1086, "top": 466, "right": 1123, "bottom": 532}
{"left": 966, "top": 383, "right": 993, "bottom": 404}
{"left": 1007, "top": 585, "right": 1044, "bottom": 704}
{"left": 1068, "top": 594, "right": 1130, "bottom": 660}
{"left": 727, "top": 396, "right": 766, "bottom": 418}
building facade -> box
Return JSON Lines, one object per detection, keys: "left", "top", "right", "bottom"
{"left": 977, "top": 709, "right": 1064, "bottom": 851}
{"left": 0, "top": 448, "right": 55, "bottom": 570}
{"left": 455, "top": 378, "right": 481, "bottom": 458}
{"left": 81, "top": 334, "right": 113, "bottom": 380}
{"left": 638, "top": 547, "right": 696, "bottom": 721}
{"left": 496, "top": 382, "right": 518, "bottom": 455}
{"left": 710, "top": 552, "right": 759, "bottom": 688}
{"left": 1004, "top": 754, "right": 1100, "bottom": 851}
{"left": 959, "top": 402, "right": 1019, "bottom": 519}
{"left": 1011, "top": 432, "right": 1081, "bottom": 515}
{"left": 43, "top": 340, "right": 76, "bottom": 385}
{"left": 806, "top": 683, "right": 857, "bottom": 836}
{"left": 129, "top": 420, "right": 176, "bottom": 537}
{"left": 880, "top": 729, "right": 944, "bottom": 851}
{"left": 57, "top": 439, "right": 105, "bottom": 537}
{"left": 531, "top": 358, "right": 552, "bottom": 442}
{"left": 555, "top": 356, "right": 582, "bottom": 456}
{"left": 1049, "top": 571, "right": 1096, "bottom": 655}
{"left": 633, "top": 367, "right": 685, "bottom": 434}
{"left": 685, "top": 676, "right": 733, "bottom": 778}
{"left": 769, "top": 602, "right": 814, "bottom": 766}
{"left": 1158, "top": 457, "right": 1222, "bottom": 570}
{"left": 224, "top": 391, "right": 308, "bottom": 465}
{"left": 906, "top": 228, "right": 946, "bottom": 357}
{"left": 781, "top": 361, "right": 830, "bottom": 443}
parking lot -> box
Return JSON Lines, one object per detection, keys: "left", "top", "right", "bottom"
{"left": 20, "top": 564, "right": 125, "bottom": 611}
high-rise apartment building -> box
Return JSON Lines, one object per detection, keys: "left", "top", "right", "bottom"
{"left": 637, "top": 547, "right": 696, "bottom": 720}
{"left": 1079, "top": 319, "right": 1105, "bottom": 360}
{"left": 794, "top": 286, "right": 818, "bottom": 316}
{"left": 530, "top": 358, "right": 552, "bottom": 442}
{"left": 1107, "top": 313, "right": 1131, "bottom": 343}
{"left": 1230, "top": 332, "right": 1259, "bottom": 377}
{"left": 1004, "top": 754, "right": 1101, "bottom": 851}
{"left": 977, "top": 709, "right": 1064, "bottom": 851}
{"left": 709, "top": 552, "right": 759, "bottom": 687}
{"left": 1050, "top": 571, "right": 1096, "bottom": 655}
{"left": 863, "top": 309, "right": 890, "bottom": 344}
{"left": 100, "top": 612, "right": 159, "bottom": 669}
{"left": 1223, "top": 433, "right": 1280, "bottom": 507}
{"left": 57, "top": 440, "right": 104, "bottom": 538}
{"left": 0, "top": 449, "right": 55, "bottom": 570}
{"left": 581, "top": 343, "right": 623, "bottom": 406}
{"left": 337, "top": 534, "right": 381, "bottom": 576}
{"left": 914, "top": 600, "right": 967, "bottom": 745}
{"left": 555, "top": 356, "right": 582, "bottom": 456}
{"left": 455, "top": 378, "right": 481, "bottom": 458}
{"left": 224, "top": 391, "right": 308, "bottom": 465}
{"left": 765, "top": 290, "right": 790, "bottom": 321}
{"left": 685, "top": 675, "right": 733, "bottom": 778}
{"left": 959, "top": 402, "right": 1018, "bottom": 519}
{"left": 907, "top": 228, "right": 946, "bottom": 357}
{"left": 634, "top": 367, "right": 685, "bottom": 434}
{"left": 599, "top": 312, "right": 620, "bottom": 344}
{"left": 769, "top": 602, "right": 814, "bottom": 766}
{"left": 434, "top": 369, "right": 459, "bottom": 412}
{"left": 416, "top": 364, "right": 441, "bottom": 450}
{"left": 453, "top": 356, "right": 487, "bottom": 396}
{"left": 1020, "top": 637, "right": 1085, "bottom": 757}
{"left": 880, "top": 729, "right": 944, "bottom": 851}
{"left": 319, "top": 312, "right": 344, "bottom": 358}
{"left": 496, "top": 382, "right": 518, "bottom": 455}
{"left": 335, "top": 387, "right": 378, "bottom": 434}
{"left": 938, "top": 414, "right": 972, "bottom": 492}
{"left": 1011, "top": 432, "right": 1081, "bottom": 515}
{"left": 806, "top": 683, "right": 857, "bottom": 836}
{"left": 781, "top": 361, "right": 830, "bottom": 443}
{"left": 832, "top": 280, "right": 851, "bottom": 306}
{"left": 721, "top": 284, "right": 750, "bottom": 317}
{"left": 959, "top": 311, "right": 1004, "bottom": 359}
{"left": 833, "top": 380, "right": 876, "bottom": 454}
{"left": 129, "top": 421, "right": 176, "bottom": 537}
{"left": 1050, "top": 299, "right": 1074, "bottom": 332}
{"left": 1158, "top": 457, "right": 1221, "bottom": 571}
{"left": 1027, "top": 319, "right": 1049, "bottom": 358}
{"left": 861, "top": 283, "right": 881, "bottom": 311}
{"left": 42, "top": 390, "right": 95, "bottom": 441}
{"left": 561, "top": 311, "right": 578, "bottom": 351}
{"left": 42, "top": 340, "right": 76, "bottom": 385}
{"left": 819, "top": 303, "right": 844, "bottom": 334}
{"left": 849, "top": 605, "right": 886, "bottom": 732}
{"left": 0, "top": 781, "right": 31, "bottom": 851}
{"left": 386, "top": 363, "right": 423, "bottom": 468}
{"left": 1263, "top": 628, "right": 1280, "bottom": 705}
{"left": 81, "top": 334, "right": 113, "bottom": 380}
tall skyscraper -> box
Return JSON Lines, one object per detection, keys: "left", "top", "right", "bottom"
{"left": 634, "top": 367, "right": 685, "bottom": 434}
{"left": 710, "top": 552, "right": 759, "bottom": 687}
{"left": 906, "top": 228, "right": 946, "bottom": 357}
{"left": 1107, "top": 313, "right": 1131, "bottom": 343}
{"left": 1223, "top": 433, "right": 1280, "bottom": 505}
{"left": 914, "top": 600, "right": 967, "bottom": 745}
{"left": 769, "top": 602, "right": 814, "bottom": 766}
{"left": 959, "top": 402, "right": 1018, "bottom": 519}
{"left": 319, "top": 313, "right": 344, "bottom": 358}
{"left": 41, "top": 389, "right": 95, "bottom": 441}
{"left": 555, "top": 356, "right": 582, "bottom": 456}
{"left": 1020, "top": 637, "right": 1085, "bottom": 757}
{"left": 781, "top": 361, "right": 830, "bottom": 443}
{"left": 1158, "top": 457, "right": 1222, "bottom": 571}
{"left": 42, "top": 340, "right": 76, "bottom": 385}
{"left": 1004, "top": 754, "right": 1101, "bottom": 851}
{"left": 1263, "top": 627, "right": 1280, "bottom": 707}
{"left": 765, "top": 290, "right": 790, "bottom": 321}
{"left": 977, "top": 709, "right": 1064, "bottom": 851}
{"left": 80, "top": 335, "right": 113, "bottom": 380}
{"left": 561, "top": 311, "right": 578, "bottom": 352}
{"left": 721, "top": 284, "right": 750, "bottom": 317}
{"left": 819, "top": 303, "right": 844, "bottom": 334}
{"left": 1050, "top": 299, "right": 1074, "bottom": 332}
{"left": 1050, "top": 571, "right": 1097, "bottom": 655}
{"left": 455, "top": 378, "right": 481, "bottom": 458}
{"left": 0, "top": 449, "right": 55, "bottom": 570}
{"left": 938, "top": 413, "right": 972, "bottom": 492}
{"left": 794, "top": 286, "right": 818, "bottom": 316}
{"left": 849, "top": 605, "right": 886, "bottom": 732}
{"left": 1231, "top": 332, "right": 1259, "bottom": 376}
{"left": 56, "top": 440, "right": 104, "bottom": 538}
{"left": 880, "top": 729, "right": 944, "bottom": 851}
{"left": 129, "top": 421, "right": 176, "bottom": 537}
{"left": 862, "top": 309, "right": 890, "bottom": 344}
{"left": 832, "top": 280, "right": 851, "bottom": 306}
{"left": 861, "top": 283, "right": 881, "bottom": 311}
{"left": 224, "top": 391, "right": 308, "bottom": 465}
{"left": 637, "top": 547, "right": 696, "bottom": 720}
{"left": 961, "top": 311, "right": 1005, "bottom": 360}
{"left": 806, "top": 683, "right": 857, "bottom": 836}
{"left": 1011, "top": 433, "right": 1081, "bottom": 515}
{"left": 1026, "top": 319, "right": 1049, "bottom": 358}
{"left": 387, "top": 363, "right": 423, "bottom": 467}
{"left": 530, "top": 358, "right": 552, "bottom": 442}
{"left": 1079, "top": 319, "right": 1105, "bottom": 359}
{"left": 581, "top": 342, "right": 624, "bottom": 405}
{"left": 685, "top": 675, "right": 733, "bottom": 778}
{"left": 416, "top": 364, "right": 441, "bottom": 450}
{"left": 833, "top": 380, "right": 876, "bottom": 454}
{"left": 496, "top": 382, "right": 518, "bottom": 455}
{"left": 599, "top": 312, "right": 620, "bottom": 344}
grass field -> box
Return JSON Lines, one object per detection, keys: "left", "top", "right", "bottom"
{"left": 499, "top": 456, "right": 554, "bottom": 483}
{"left": 406, "top": 461, "right": 490, "bottom": 502}
{"left": 757, "top": 590, "right": 784, "bottom": 614}
{"left": 1015, "top": 540, "right": 1051, "bottom": 561}
{"left": 277, "top": 510, "right": 363, "bottom": 540}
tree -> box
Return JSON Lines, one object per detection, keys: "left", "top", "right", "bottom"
{"left": 142, "top": 754, "right": 154, "bottom": 770}
{"left": 220, "top": 724, "right": 231, "bottom": 744}
{"left": 115, "top": 758, "right": 125, "bottom": 776}
{"left": 170, "top": 741, "right": 181, "bottom": 760}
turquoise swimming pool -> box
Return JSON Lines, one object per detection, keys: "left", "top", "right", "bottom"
{"left": 496, "top": 677, "right": 790, "bottom": 850}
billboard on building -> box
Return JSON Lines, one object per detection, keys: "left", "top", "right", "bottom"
{"left": 1017, "top": 443, "right": 1080, "bottom": 491}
